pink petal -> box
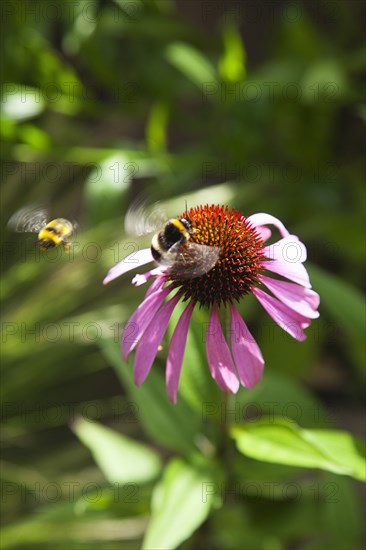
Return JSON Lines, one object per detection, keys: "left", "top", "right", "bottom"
{"left": 230, "top": 305, "right": 264, "bottom": 388}
{"left": 132, "top": 266, "right": 167, "bottom": 287}
{"left": 206, "top": 306, "right": 240, "bottom": 393}
{"left": 166, "top": 302, "right": 195, "bottom": 403}
{"left": 103, "top": 248, "right": 154, "bottom": 285}
{"left": 247, "top": 213, "right": 290, "bottom": 238}
{"left": 263, "top": 235, "right": 307, "bottom": 263}
{"left": 253, "top": 287, "right": 310, "bottom": 341}
{"left": 255, "top": 226, "right": 272, "bottom": 242}
{"left": 260, "top": 275, "right": 320, "bottom": 319}
{"left": 133, "top": 294, "right": 180, "bottom": 385}
{"left": 145, "top": 275, "right": 166, "bottom": 298}
{"left": 121, "top": 285, "right": 171, "bottom": 360}
{"left": 262, "top": 259, "right": 311, "bottom": 288}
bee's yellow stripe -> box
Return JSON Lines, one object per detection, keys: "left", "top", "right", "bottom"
{"left": 170, "top": 219, "right": 189, "bottom": 237}
{"left": 38, "top": 228, "right": 63, "bottom": 245}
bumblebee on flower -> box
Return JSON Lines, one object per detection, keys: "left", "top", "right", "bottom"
{"left": 104, "top": 204, "right": 320, "bottom": 403}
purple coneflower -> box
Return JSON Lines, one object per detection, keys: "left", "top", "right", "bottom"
{"left": 104, "top": 205, "right": 319, "bottom": 403}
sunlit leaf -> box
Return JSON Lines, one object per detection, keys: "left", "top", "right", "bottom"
{"left": 219, "top": 25, "right": 246, "bottom": 82}
{"left": 18, "top": 124, "right": 51, "bottom": 151}
{"left": 231, "top": 419, "right": 366, "bottom": 481}
{"left": 143, "top": 459, "right": 218, "bottom": 549}
{"left": 72, "top": 417, "right": 162, "bottom": 484}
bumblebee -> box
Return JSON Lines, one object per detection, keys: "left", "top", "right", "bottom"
{"left": 151, "top": 216, "right": 220, "bottom": 279}
{"left": 7, "top": 205, "right": 75, "bottom": 252}
{"left": 38, "top": 218, "right": 74, "bottom": 252}
{"left": 124, "top": 199, "right": 220, "bottom": 279}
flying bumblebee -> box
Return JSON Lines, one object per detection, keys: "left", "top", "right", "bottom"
{"left": 125, "top": 199, "right": 220, "bottom": 279}
{"left": 7, "top": 205, "right": 76, "bottom": 252}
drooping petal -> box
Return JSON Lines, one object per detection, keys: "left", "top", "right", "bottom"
{"left": 247, "top": 213, "right": 290, "bottom": 238}
{"left": 230, "top": 305, "right": 264, "bottom": 388}
{"left": 103, "top": 248, "right": 154, "bottom": 285}
{"left": 133, "top": 294, "right": 180, "bottom": 385}
{"left": 132, "top": 266, "right": 168, "bottom": 287}
{"left": 206, "top": 306, "right": 240, "bottom": 393}
{"left": 145, "top": 275, "right": 166, "bottom": 298}
{"left": 263, "top": 235, "right": 307, "bottom": 263}
{"left": 166, "top": 302, "right": 195, "bottom": 403}
{"left": 121, "top": 284, "right": 171, "bottom": 360}
{"left": 260, "top": 275, "right": 320, "bottom": 319}
{"left": 253, "top": 287, "right": 310, "bottom": 341}
{"left": 262, "top": 259, "right": 311, "bottom": 288}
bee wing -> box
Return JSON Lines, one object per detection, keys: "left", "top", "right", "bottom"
{"left": 57, "top": 218, "right": 78, "bottom": 237}
{"left": 124, "top": 198, "right": 167, "bottom": 237}
{"left": 168, "top": 242, "right": 221, "bottom": 279}
{"left": 7, "top": 205, "right": 49, "bottom": 233}
{"left": 70, "top": 219, "right": 78, "bottom": 235}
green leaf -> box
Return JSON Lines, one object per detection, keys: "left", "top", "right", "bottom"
{"left": 100, "top": 339, "right": 200, "bottom": 454}
{"left": 85, "top": 154, "right": 131, "bottom": 224}
{"left": 307, "top": 263, "right": 365, "bottom": 375}
{"left": 307, "top": 263, "right": 365, "bottom": 341}
{"left": 321, "top": 474, "right": 365, "bottom": 549}
{"left": 18, "top": 123, "right": 51, "bottom": 151}
{"left": 218, "top": 25, "right": 246, "bottom": 82}
{"left": 146, "top": 101, "right": 169, "bottom": 152}
{"left": 165, "top": 42, "right": 218, "bottom": 91}
{"left": 231, "top": 419, "right": 366, "bottom": 481}
{"left": 72, "top": 417, "right": 162, "bottom": 484}
{"left": 301, "top": 60, "right": 348, "bottom": 103}
{"left": 142, "top": 459, "right": 217, "bottom": 550}
{"left": 0, "top": 501, "right": 147, "bottom": 548}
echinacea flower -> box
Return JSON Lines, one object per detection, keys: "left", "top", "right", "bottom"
{"left": 104, "top": 205, "right": 319, "bottom": 403}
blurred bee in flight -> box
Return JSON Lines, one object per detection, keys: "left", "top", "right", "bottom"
{"left": 7, "top": 205, "right": 76, "bottom": 252}
{"left": 125, "top": 199, "right": 220, "bottom": 279}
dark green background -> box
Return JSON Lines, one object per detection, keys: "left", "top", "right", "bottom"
{"left": 1, "top": 1, "right": 365, "bottom": 548}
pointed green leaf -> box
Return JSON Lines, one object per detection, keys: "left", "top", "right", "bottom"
{"left": 143, "top": 459, "right": 218, "bottom": 549}
{"left": 72, "top": 418, "right": 162, "bottom": 484}
{"left": 231, "top": 419, "right": 366, "bottom": 481}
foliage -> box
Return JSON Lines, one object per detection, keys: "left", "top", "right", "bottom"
{"left": 1, "top": 0, "right": 365, "bottom": 548}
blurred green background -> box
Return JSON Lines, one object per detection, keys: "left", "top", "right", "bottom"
{"left": 1, "top": 1, "right": 365, "bottom": 548}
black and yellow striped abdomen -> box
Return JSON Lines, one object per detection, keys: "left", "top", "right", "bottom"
{"left": 38, "top": 218, "right": 73, "bottom": 251}
{"left": 151, "top": 218, "right": 192, "bottom": 264}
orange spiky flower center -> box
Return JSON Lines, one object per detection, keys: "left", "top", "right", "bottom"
{"left": 167, "top": 204, "right": 265, "bottom": 307}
